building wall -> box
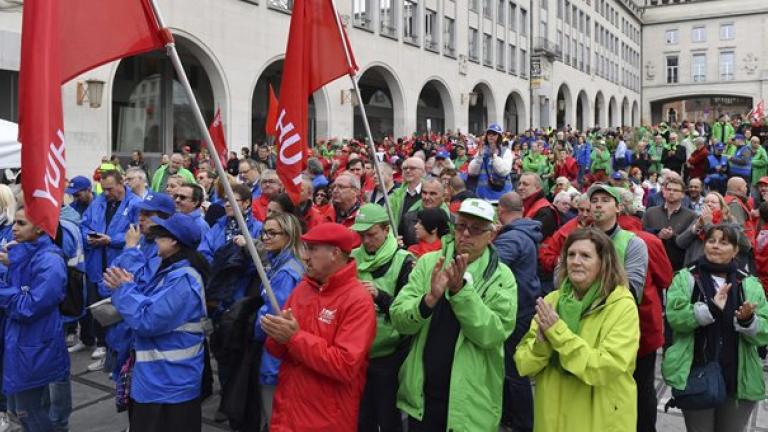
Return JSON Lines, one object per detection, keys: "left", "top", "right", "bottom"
{"left": 641, "top": 0, "right": 768, "bottom": 122}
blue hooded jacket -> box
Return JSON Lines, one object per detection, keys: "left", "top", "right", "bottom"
{"left": 493, "top": 218, "right": 543, "bottom": 336}
{"left": 0, "top": 236, "right": 69, "bottom": 395}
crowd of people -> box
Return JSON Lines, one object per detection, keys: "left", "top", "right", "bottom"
{"left": 0, "top": 113, "right": 767, "bottom": 432}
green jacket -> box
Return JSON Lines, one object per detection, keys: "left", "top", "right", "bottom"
{"left": 150, "top": 165, "right": 196, "bottom": 192}
{"left": 351, "top": 246, "right": 414, "bottom": 359}
{"left": 590, "top": 148, "right": 612, "bottom": 174}
{"left": 712, "top": 121, "right": 735, "bottom": 146}
{"left": 514, "top": 286, "right": 639, "bottom": 432}
{"left": 389, "top": 183, "right": 422, "bottom": 231}
{"left": 522, "top": 153, "right": 548, "bottom": 175}
{"left": 390, "top": 244, "right": 517, "bottom": 431}
{"left": 751, "top": 145, "right": 768, "bottom": 185}
{"left": 662, "top": 268, "right": 768, "bottom": 401}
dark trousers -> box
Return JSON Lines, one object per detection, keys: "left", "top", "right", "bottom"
{"left": 358, "top": 349, "right": 407, "bottom": 432}
{"left": 634, "top": 351, "right": 657, "bottom": 432}
{"left": 81, "top": 281, "right": 105, "bottom": 347}
{"left": 11, "top": 386, "right": 53, "bottom": 432}
{"left": 130, "top": 398, "right": 201, "bottom": 432}
{"left": 201, "top": 339, "right": 214, "bottom": 400}
{"left": 502, "top": 323, "right": 533, "bottom": 432}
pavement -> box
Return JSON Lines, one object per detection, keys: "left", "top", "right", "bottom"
{"left": 5, "top": 349, "right": 768, "bottom": 431}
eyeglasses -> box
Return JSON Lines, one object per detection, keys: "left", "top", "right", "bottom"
{"left": 665, "top": 188, "right": 684, "bottom": 194}
{"left": 333, "top": 184, "right": 356, "bottom": 190}
{"left": 454, "top": 222, "right": 492, "bottom": 236}
{"left": 262, "top": 230, "right": 285, "bottom": 239}
{"left": 402, "top": 166, "right": 420, "bottom": 171}
{"left": 174, "top": 194, "right": 193, "bottom": 202}
{"left": 315, "top": 192, "right": 328, "bottom": 198}
{"left": 261, "top": 179, "right": 279, "bottom": 185}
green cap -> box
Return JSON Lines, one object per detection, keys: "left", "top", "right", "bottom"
{"left": 587, "top": 184, "right": 622, "bottom": 204}
{"left": 351, "top": 204, "right": 389, "bottom": 232}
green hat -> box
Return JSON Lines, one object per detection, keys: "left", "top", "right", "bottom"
{"left": 351, "top": 204, "right": 389, "bottom": 232}
{"left": 587, "top": 184, "right": 622, "bottom": 204}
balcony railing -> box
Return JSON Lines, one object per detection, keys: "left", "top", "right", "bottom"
{"left": 533, "top": 37, "right": 562, "bottom": 59}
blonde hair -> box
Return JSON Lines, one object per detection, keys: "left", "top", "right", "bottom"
{"left": 705, "top": 192, "right": 732, "bottom": 222}
{"left": 0, "top": 184, "right": 17, "bottom": 224}
{"left": 264, "top": 213, "right": 304, "bottom": 259}
{"left": 557, "top": 228, "right": 628, "bottom": 298}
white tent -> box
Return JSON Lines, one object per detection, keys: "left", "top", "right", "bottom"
{"left": 0, "top": 119, "right": 21, "bottom": 169}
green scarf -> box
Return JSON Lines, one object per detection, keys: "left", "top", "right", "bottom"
{"left": 550, "top": 279, "right": 602, "bottom": 371}
{"left": 351, "top": 232, "right": 399, "bottom": 275}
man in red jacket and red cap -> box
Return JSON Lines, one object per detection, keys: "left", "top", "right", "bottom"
{"left": 262, "top": 223, "right": 376, "bottom": 431}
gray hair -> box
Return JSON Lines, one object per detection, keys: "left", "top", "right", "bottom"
{"left": 336, "top": 172, "right": 361, "bottom": 190}
{"left": 125, "top": 167, "right": 147, "bottom": 182}
{"left": 307, "top": 157, "right": 324, "bottom": 176}
{"left": 620, "top": 190, "right": 635, "bottom": 214}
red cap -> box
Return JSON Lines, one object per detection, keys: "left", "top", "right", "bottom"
{"left": 301, "top": 223, "right": 361, "bottom": 253}
{"left": 758, "top": 176, "right": 768, "bottom": 185}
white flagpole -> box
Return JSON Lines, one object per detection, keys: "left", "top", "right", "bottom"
{"left": 329, "top": 0, "right": 398, "bottom": 231}
{"left": 149, "top": 0, "right": 281, "bottom": 314}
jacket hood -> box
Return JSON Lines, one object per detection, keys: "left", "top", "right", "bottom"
{"left": 503, "top": 218, "right": 543, "bottom": 243}
{"left": 617, "top": 214, "right": 643, "bottom": 233}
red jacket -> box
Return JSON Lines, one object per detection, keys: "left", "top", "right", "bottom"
{"left": 328, "top": 204, "right": 360, "bottom": 228}
{"left": 266, "top": 261, "right": 376, "bottom": 432}
{"left": 538, "top": 218, "right": 580, "bottom": 274}
{"left": 687, "top": 146, "right": 709, "bottom": 180}
{"left": 554, "top": 156, "right": 579, "bottom": 183}
{"left": 252, "top": 194, "right": 269, "bottom": 222}
{"left": 618, "top": 215, "right": 673, "bottom": 357}
{"left": 756, "top": 224, "right": 768, "bottom": 296}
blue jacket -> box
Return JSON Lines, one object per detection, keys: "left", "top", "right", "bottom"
{"left": 473, "top": 149, "right": 512, "bottom": 202}
{"left": 0, "top": 236, "right": 69, "bottom": 395}
{"left": 253, "top": 249, "right": 303, "bottom": 385}
{"left": 188, "top": 209, "right": 210, "bottom": 238}
{"left": 575, "top": 142, "right": 592, "bottom": 170}
{"left": 0, "top": 223, "right": 14, "bottom": 279}
{"left": 493, "top": 218, "right": 543, "bottom": 336}
{"left": 81, "top": 188, "right": 141, "bottom": 284}
{"left": 198, "top": 214, "right": 263, "bottom": 307}
{"left": 111, "top": 259, "right": 206, "bottom": 403}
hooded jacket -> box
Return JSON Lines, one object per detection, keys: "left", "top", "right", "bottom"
{"left": 265, "top": 260, "right": 376, "bottom": 431}
{"left": 494, "top": 218, "right": 543, "bottom": 333}
{"left": 0, "top": 236, "right": 69, "bottom": 394}
{"left": 514, "top": 285, "right": 640, "bottom": 432}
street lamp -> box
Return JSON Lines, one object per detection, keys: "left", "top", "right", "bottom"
{"left": 76, "top": 79, "right": 106, "bottom": 108}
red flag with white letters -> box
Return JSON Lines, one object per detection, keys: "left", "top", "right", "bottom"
{"left": 274, "top": 0, "right": 358, "bottom": 204}
{"left": 208, "top": 108, "right": 228, "bottom": 168}
{"left": 18, "top": 0, "right": 165, "bottom": 236}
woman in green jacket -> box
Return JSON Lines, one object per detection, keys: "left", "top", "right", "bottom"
{"left": 515, "top": 227, "right": 640, "bottom": 432}
{"left": 663, "top": 224, "right": 768, "bottom": 432}
{"left": 589, "top": 141, "right": 613, "bottom": 175}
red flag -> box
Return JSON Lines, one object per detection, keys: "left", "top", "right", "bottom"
{"left": 266, "top": 84, "right": 279, "bottom": 138}
{"left": 755, "top": 100, "right": 765, "bottom": 120}
{"left": 208, "top": 109, "right": 228, "bottom": 168}
{"left": 274, "top": 0, "right": 358, "bottom": 204}
{"left": 18, "top": 0, "right": 165, "bottom": 237}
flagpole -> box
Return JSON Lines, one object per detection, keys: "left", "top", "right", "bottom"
{"left": 329, "top": 0, "right": 397, "bottom": 231}
{"left": 148, "top": 0, "right": 281, "bottom": 314}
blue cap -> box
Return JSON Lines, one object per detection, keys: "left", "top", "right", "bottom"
{"left": 135, "top": 193, "right": 176, "bottom": 215}
{"left": 65, "top": 176, "right": 91, "bottom": 195}
{"left": 436, "top": 150, "right": 450, "bottom": 159}
{"left": 486, "top": 123, "right": 503, "bottom": 135}
{"left": 715, "top": 142, "right": 725, "bottom": 151}
{"left": 611, "top": 171, "right": 624, "bottom": 180}
{"left": 735, "top": 134, "right": 745, "bottom": 141}
{"left": 150, "top": 213, "right": 201, "bottom": 248}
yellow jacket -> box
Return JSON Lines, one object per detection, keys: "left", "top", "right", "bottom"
{"left": 514, "top": 285, "right": 640, "bottom": 432}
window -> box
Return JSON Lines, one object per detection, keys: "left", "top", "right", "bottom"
{"left": 586, "top": 16, "right": 590, "bottom": 37}
{"left": 579, "top": 42, "right": 584, "bottom": 71}
{"left": 443, "top": 17, "right": 456, "bottom": 56}
{"left": 468, "top": 28, "right": 479, "bottom": 62}
{"left": 520, "top": 48, "right": 527, "bottom": 77}
{"left": 509, "top": 44, "right": 517, "bottom": 74}
{"left": 497, "top": 39, "right": 505, "bottom": 69}
{"left": 353, "top": 0, "right": 373, "bottom": 29}
{"left": 469, "top": 0, "right": 478, "bottom": 12}
{"left": 572, "top": 38, "right": 577, "bottom": 67}
{"left": 563, "top": 33, "right": 569, "bottom": 63}
{"left": 585, "top": 46, "right": 590, "bottom": 73}
{"left": 557, "top": 0, "right": 563, "bottom": 18}
{"left": 0, "top": 70, "right": 18, "bottom": 122}
{"left": 403, "top": 0, "right": 418, "bottom": 44}
{"left": 665, "top": 29, "right": 678, "bottom": 44}
{"left": 691, "top": 26, "right": 706, "bottom": 43}
{"left": 564, "top": 0, "right": 570, "bottom": 22}
{"left": 720, "top": 23, "right": 734, "bottom": 40}
{"left": 520, "top": 8, "right": 527, "bottom": 35}
{"left": 540, "top": 19, "right": 548, "bottom": 39}
{"left": 571, "top": 5, "right": 577, "bottom": 27}
{"left": 541, "top": 0, "right": 547, "bottom": 10}
{"left": 483, "top": 0, "right": 491, "bottom": 18}
{"left": 380, "top": 0, "right": 396, "bottom": 37}
{"left": 425, "top": 9, "right": 438, "bottom": 50}
{"left": 483, "top": 34, "right": 492, "bottom": 66}
{"left": 497, "top": 0, "right": 505, "bottom": 25}
{"left": 268, "top": 0, "right": 293, "bottom": 11}
{"left": 557, "top": 30, "right": 563, "bottom": 51}
{"left": 509, "top": 3, "right": 517, "bottom": 32}
{"left": 720, "top": 51, "right": 734, "bottom": 81}
{"left": 692, "top": 53, "right": 706, "bottom": 82}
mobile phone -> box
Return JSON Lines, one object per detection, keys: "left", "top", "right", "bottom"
{"left": 87, "top": 232, "right": 101, "bottom": 238}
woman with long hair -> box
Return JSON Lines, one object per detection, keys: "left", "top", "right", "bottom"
{"left": 664, "top": 224, "right": 768, "bottom": 432}
{"left": 252, "top": 213, "right": 304, "bottom": 429}
{"left": 104, "top": 213, "right": 208, "bottom": 432}
{"left": 515, "top": 227, "right": 640, "bottom": 432}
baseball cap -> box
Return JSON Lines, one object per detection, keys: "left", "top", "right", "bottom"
{"left": 486, "top": 123, "right": 503, "bottom": 135}
{"left": 458, "top": 198, "right": 495, "bottom": 222}
{"left": 135, "top": 193, "right": 176, "bottom": 215}
{"left": 350, "top": 204, "right": 390, "bottom": 232}
{"left": 301, "top": 223, "right": 361, "bottom": 253}
{"left": 611, "top": 172, "right": 623, "bottom": 180}
{"left": 715, "top": 142, "right": 725, "bottom": 151}
{"left": 150, "top": 213, "right": 202, "bottom": 248}
{"left": 436, "top": 150, "right": 451, "bottom": 159}
{"left": 735, "top": 134, "right": 746, "bottom": 141}
{"left": 587, "top": 184, "right": 622, "bottom": 204}
{"left": 65, "top": 176, "right": 91, "bottom": 195}
{"left": 757, "top": 177, "right": 768, "bottom": 185}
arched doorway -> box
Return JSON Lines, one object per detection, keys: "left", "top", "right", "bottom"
{"left": 632, "top": 101, "right": 639, "bottom": 126}
{"left": 504, "top": 91, "right": 525, "bottom": 134}
{"left": 417, "top": 79, "right": 453, "bottom": 134}
{"left": 556, "top": 83, "right": 572, "bottom": 129}
{"left": 608, "top": 96, "right": 619, "bottom": 128}
{"left": 622, "top": 97, "right": 630, "bottom": 127}
{"left": 111, "top": 37, "right": 219, "bottom": 164}
{"left": 354, "top": 66, "right": 405, "bottom": 140}
{"left": 252, "top": 60, "right": 326, "bottom": 147}
{"left": 576, "top": 90, "right": 590, "bottom": 131}
{"left": 468, "top": 82, "right": 496, "bottom": 135}
{"left": 594, "top": 91, "right": 606, "bottom": 128}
